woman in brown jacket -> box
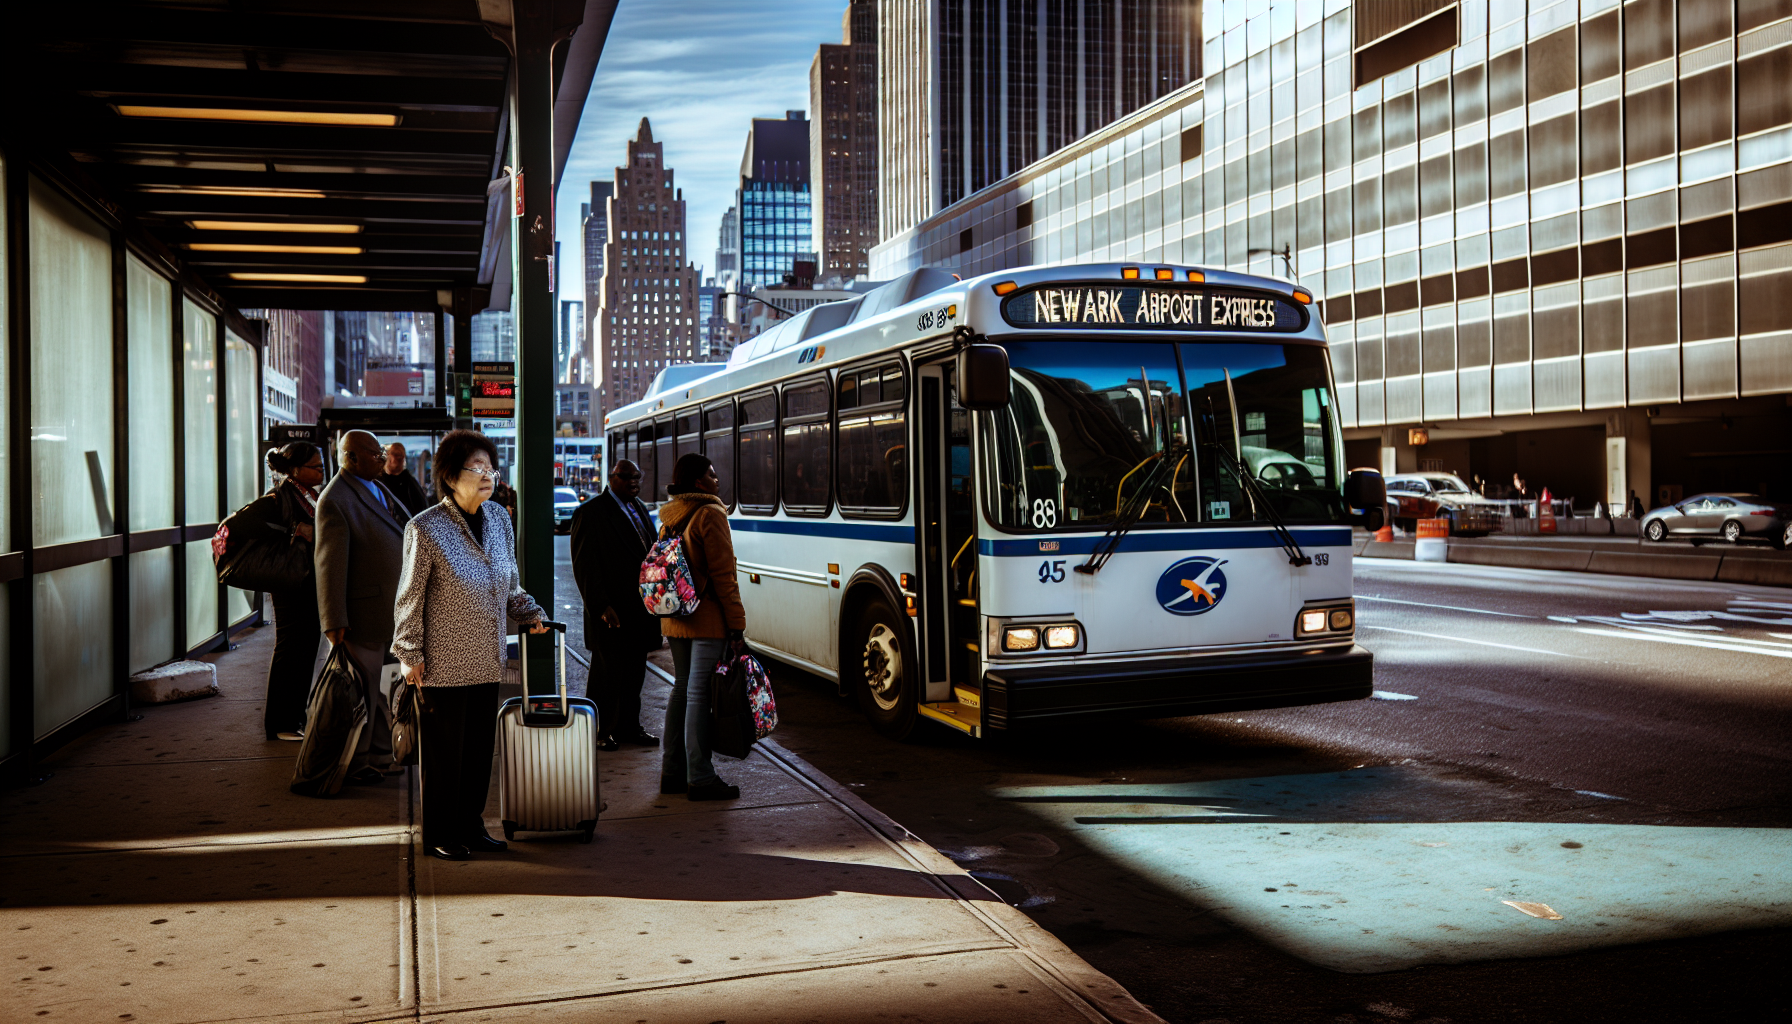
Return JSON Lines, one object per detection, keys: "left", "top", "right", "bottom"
{"left": 657, "top": 453, "right": 748, "bottom": 800}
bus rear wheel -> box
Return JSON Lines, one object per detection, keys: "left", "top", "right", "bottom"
{"left": 851, "top": 596, "right": 918, "bottom": 741}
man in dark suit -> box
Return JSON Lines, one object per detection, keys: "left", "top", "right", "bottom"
{"left": 380, "top": 441, "right": 430, "bottom": 516}
{"left": 316, "top": 429, "right": 411, "bottom": 781}
{"left": 570, "top": 459, "right": 662, "bottom": 751}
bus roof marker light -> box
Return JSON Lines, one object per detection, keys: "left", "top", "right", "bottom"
{"left": 1154, "top": 268, "right": 1174, "bottom": 280}
{"left": 1186, "top": 270, "right": 1205, "bottom": 282}
{"left": 1121, "top": 267, "right": 1140, "bottom": 279}
{"left": 993, "top": 281, "right": 1018, "bottom": 295}
{"left": 1292, "top": 288, "right": 1313, "bottom": 304}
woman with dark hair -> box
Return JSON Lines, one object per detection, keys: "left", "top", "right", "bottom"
{"left": 257, "top": 442, "right": 326, "bottom": 740}
{"left": 392, "top": 429, "right": 550, "bottom": 861}
{"left": 656, "top": 452, "right": 747, "bottom": 801}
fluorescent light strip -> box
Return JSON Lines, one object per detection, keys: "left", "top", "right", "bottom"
{"left": 189, "top": 220, "right": 361, "bottom": 234}
{"left": 117, "top": 105, "right": 398, "bottom": 127}
{"left": 141, "top": 185, "right": 326, "bottom": 199}
{"left": 229, "top": 272, "right": 368, "bottom": 284}
{"left": 190, "top": 243, "right": 363, "bottom": 255}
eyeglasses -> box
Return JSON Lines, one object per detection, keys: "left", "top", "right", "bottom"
{"left": 460, "top": 466, "right": 501, "bottom": 480}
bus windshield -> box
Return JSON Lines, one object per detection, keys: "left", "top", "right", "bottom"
{"left": 985, "top": 339, "right": 1346, "bottom": 530}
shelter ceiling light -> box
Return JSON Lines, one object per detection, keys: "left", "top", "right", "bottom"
{"left": 189, "top": 220, "right": 361, "bottom": 234}
{"left": 189, "top": 243, "right": 363, "bottom": 254}
{"left": 117, "top": 105, "right": 399, "bottom": 127}
{"left": 228, "top": 272, "right": 367, "bottom": 284}
{"left": 141, "top": 185, "right": 326, "bottom": 199}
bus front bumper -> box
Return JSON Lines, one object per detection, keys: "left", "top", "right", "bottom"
{"left": 980, "top": 643, "right": 1372, "bottom": 729}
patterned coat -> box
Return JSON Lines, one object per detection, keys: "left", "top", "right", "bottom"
{"left": 391, "top": 498, "right": 545, "bottom": 687}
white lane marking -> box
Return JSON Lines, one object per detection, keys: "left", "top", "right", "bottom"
{"left": 1575, "top": 790, "right": 1625, "bottom": 800}
{"left": 1548, "top": 615, "right": 1578, "bottom": 623}
{"left": 1772, "top": 633, "right": 1792, "bottom": 641}
{"left": 1359, "top": 625, "right": 1591, "bottom": 659}
{"left": 1599, "top": 624, "right": 1792, "bottom": 649}
{"left": 1371, "top": 691, "right": 1418, "bottom": 701}
{"left": 1574, "top": 627, "right": 1792, "bottom": 659}
{"left": 1357, "top": 595, "right": 1536, "bottom": 618}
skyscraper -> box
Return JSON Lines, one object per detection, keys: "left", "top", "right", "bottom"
{"left": 736, "top": 112, "right": 815, "bottom": 288}
{"left": 715, "top": 205, "right": 740, "bottom": 291}
{"left": 597, "top": 118, "right": 700, "bottom": 419}
{"left": 559, "top": 298, "right": 584, "bottom": 385}
{"left": 810, "top": 0, "right": 879, "bottom": 283}
{"left": 582, "top": 182, "right": 612, "bottom": 384}
{"left": 877, "top": 0, "right": 1202, "bottom": 242}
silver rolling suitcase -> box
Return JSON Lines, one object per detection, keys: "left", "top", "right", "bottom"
{"left": 496, "top": 621, "right": 602, "bottom": 843}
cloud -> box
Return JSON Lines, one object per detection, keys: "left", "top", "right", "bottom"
{"left": 555, "top": 0, "right": 846, "bottom": 306}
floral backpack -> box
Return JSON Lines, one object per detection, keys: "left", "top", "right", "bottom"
{"left": 639, "top": 529, "right": 701, "bottom": 618}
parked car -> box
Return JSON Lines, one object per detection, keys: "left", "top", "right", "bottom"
{"left": 1383, "top": 472, "right": 1505, "bottom": 535}
{"left": 552, "top": 486, "right": 581, "bottom": 533}
{"left": 1641, "top": 493, "right": 1791, "bottom": 547}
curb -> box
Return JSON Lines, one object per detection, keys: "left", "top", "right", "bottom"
{"left": 1355, "top": 534, "right": 1790, "bottom": 588}
{"left": 642, "top": 659, "right": 1163, "bottom": 1024}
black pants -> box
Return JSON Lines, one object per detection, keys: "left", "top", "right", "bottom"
{"left": 265, "top": 584, "right": 321, "bottom": 738}
{"left": 419, "top": 682, "right": 499, "bottom": 846}
{"left": 591, "top": 634, "right": 649, "bottom": 738}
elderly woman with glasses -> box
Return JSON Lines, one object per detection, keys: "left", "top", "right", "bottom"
{"left": 391, "top": 429, "right": 550, "bottom": 862}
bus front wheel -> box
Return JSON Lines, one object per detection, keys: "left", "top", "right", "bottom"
{"left": 851, "top": 596, "right": 919, "bottom": 741}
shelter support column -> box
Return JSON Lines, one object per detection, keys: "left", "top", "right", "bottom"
{"left": 1605, "top": 410, "right": 1651, "bottom": 514}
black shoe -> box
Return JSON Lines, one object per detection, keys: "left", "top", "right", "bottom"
{"left": 687, "top": 781, "right": 740, "bottom": 801}
{"left": 622, "top": 731, "right": 660, "bottom": 747}
{"left": 466, "top": 832, "right": 508, "bottom": 853}
{"left": 596, "top": 733, "right": 620, "bottom": 752}
{"left": 659, "top": 778, "right": 688, "bottom": 795}
{"left": 347, "top": 767, "right": 386, "bottom": 786}
{"left": 426, "top": 844, "right": 470, "bottom": 861}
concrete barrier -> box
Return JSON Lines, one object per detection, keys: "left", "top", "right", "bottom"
{"left": 1717, "top": 556, "right": 1792, "bottom": 587}
{"left": 1587, "top": 550, "right": 1723, "bottom": 581}
{"left": 1447, "top": 542, "right": 1594, "bottom": 573}
{"left": 1359, "top": 538, "right": 1415, "bottom": 560}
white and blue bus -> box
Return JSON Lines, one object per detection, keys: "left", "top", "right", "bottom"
{"left": 606, "top": 263, "right": 1386, "bottom": 740}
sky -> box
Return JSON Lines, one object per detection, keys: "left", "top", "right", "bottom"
{"left": 555, "top": 0, "right": 848, "bottom": 308}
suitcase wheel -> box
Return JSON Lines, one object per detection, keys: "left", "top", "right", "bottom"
{"left": 502, "top": 820, "right": 517, "bottom": 842}
{"left": 578, "top": 819, "right": 597, "bottom": 844}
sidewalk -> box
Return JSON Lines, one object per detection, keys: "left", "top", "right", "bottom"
{"left": 1, "top": 622, "right": 1159, "bottom": 1024}
{"left": 1354, "top": 528, "right": 1792, "bottom": 586}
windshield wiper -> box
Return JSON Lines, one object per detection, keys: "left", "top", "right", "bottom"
{"left": 1076, "top": 445, "right": 1188, "bottom": 575}
{"left": 1208, "top": 440, "right": 1313, "bottom": 567}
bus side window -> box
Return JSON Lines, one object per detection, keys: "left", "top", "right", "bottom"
{"left": 703, "top": 400, "right": 736, "bottom": 509}
{"left": 781, "top": 379, "right": 832, "bottom": 515}
{"left": 636, "top": 423, "right": 657, "bottom": 505}
{"left": 838, "top": 363, "right": 907, "bottom": 517}
{"left": 737, "top": 391, "right": 778, "bottom": 514}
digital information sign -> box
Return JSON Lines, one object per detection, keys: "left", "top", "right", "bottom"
{"left": 470, "top": 361, "right": 515, "bottom": 419}
{"left": 1001, "top": 285, "right": 1304, "bottom": 332}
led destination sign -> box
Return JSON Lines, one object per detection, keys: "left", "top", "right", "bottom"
{"left": 1002, "top": 286, "right": 1303, "bottom": 332}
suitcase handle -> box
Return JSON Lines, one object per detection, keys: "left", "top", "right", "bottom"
{"left": 520, "top": 619, "right": 571, "bottom": 723}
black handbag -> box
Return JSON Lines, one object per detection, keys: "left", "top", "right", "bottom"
{"left": 389, "top": 679, "right": 422, "bottom": 766}
{"left": 708, "top": 635, "right": 755, "bottom": 760}
{"left": 290, "top": 643, "right": 369, "bottom": 798}
{"left": 215, "top": 489, "right": 313, "bottom": 592}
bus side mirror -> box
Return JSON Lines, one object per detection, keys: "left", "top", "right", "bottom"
{"left": 957, "top": 343, "right": 1011, "bottom": 410}
{"left": 1345, "top": 469, "right": 1387, "bottom": 529}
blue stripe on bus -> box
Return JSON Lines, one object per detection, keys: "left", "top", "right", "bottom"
{"left": 728, "top": 518, "right": 918, "bottom": 543}
{"left": 977, "top": 527, "right": 1351, "bottom": 557}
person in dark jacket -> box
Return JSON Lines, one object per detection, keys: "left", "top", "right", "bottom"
{"left": 392, "top": 429, "right": 549, "bottom": 861}
{"left": 380, "top": 442, "right": 430, "bottom": 517}
{"left": 253, "top": 443, "right": 325, "bottom": 741}
{"left": 656, "top": 453, "right": 747, "bottom": 801}
{"left": 570, "top": 459, "right": 662, "bottom": 750}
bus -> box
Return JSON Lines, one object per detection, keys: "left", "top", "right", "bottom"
{"left": 554, "top": 436, "right": 604, "bottom": 493}
{"left": 604, "top": 263, "right": 1387, "bottom": 740}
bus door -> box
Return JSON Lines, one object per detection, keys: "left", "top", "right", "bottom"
{"left": 915, "top": 362, "right": 979, "bottom": 715}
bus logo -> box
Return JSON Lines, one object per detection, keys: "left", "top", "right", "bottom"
{"left": 1155, "top": 557, "right": 1228, "bottom": 616}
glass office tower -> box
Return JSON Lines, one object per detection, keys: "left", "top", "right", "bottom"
{"left": 871, "top": 0, "right": 1792, "bottom": 509}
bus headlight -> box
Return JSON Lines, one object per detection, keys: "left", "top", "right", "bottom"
{"left": 1300, "top": 610, "right": 1327, "bottom": 634}
{"left": 1329, "top": 609, "right": 1353, "bottom": 630}
{"left": 1296, "top": 601, "right": 1354, "bottom": 637}
{"left": 1045, "top": 625, "right": 1079, "bottom": 649}
{"left": 1002, "top": 627, "right": 1040, "bottom": 652}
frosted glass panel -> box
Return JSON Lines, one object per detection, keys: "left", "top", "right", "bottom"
{"left": 186, "top": 540, "right": 218, "bottom": 649}
{"left": 0, "top": 152, "right": 9, "bottom": 554}
{"left": 34, "top": 560, "right": 114, "bottom": 739}
{"left": 128, "top": 256, "right": 175, "bottom": 532}
{"left": 29, "top": 178, "right": 116, "bottom": 548}
{"left": 184, "top": 301, "right": 218, "bottom": 525}
{"left": 130, "top": 548, "right": 176, "bottom": 673}
{"left": 225, "top": 332, "right": 258, "bottom": 514}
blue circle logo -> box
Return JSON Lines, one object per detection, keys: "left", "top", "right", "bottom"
{"left": 1156, "top": 557, "right": 1229, "bottom": 616}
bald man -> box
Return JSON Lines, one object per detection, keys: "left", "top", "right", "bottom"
{"left": 314, "top": 429, "right": 410, "bottom": 780}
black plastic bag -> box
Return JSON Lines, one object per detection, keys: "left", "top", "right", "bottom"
{"left": 290, "top": 643, "right": 368, "bottom": 797}
{"left": 389, "top": 679, "right": 422, "bottom": 767}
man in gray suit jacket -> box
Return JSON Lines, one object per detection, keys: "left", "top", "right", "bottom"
{"left": 315, "top": 429, "right": 411, "bottom": 779}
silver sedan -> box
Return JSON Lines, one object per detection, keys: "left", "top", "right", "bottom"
{"left": 1641, "top": 493, "right": 1792, "bottom": 547}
